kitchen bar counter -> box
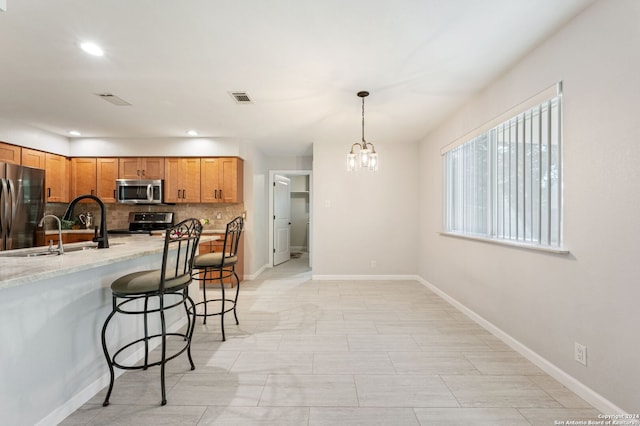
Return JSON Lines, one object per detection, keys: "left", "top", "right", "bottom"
{"left": 0, "top": 233, "right": 218, "bottom": 426}
{"left": 0, "top": 234, "right": 218, "bottom": 290}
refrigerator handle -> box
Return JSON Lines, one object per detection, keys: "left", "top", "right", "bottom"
{"left": 7, "top": 178, "right": 16, "bottom": 235}
{"left": 1, "top": 179, "right": 8, "bottom": 241}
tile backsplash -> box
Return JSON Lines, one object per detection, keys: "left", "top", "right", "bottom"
{"left": 46, "top": 202, "right": 245, "bottom": 231}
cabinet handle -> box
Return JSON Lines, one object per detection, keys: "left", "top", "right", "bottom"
{"left": 214, "top": 189, "right": 217, "bottom": 199}
{"left": 219, "top": 189, "right": 222, "bottom": 199}
{"left": 177, "top": 189, "right": 181, "bottom": 199}
{"left": 183, "top": 189, "right": 186, "bottom": 199}
{"left": 91, "top": 189, "right": 95, "bottom": 196}
{"left": 141, "top": 169, "right": 145, "bottom": 177}
{"left": 137, "top": 170, "right": 141, "bottom": 176}
{"left": 47, "top": 188, "right": 51, "bottom": 198}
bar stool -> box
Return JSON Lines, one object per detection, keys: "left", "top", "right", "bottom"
{"left": 192, "top": 216, "right": 244, "bottom": 341}
{"left": 100, "top": 218, "right": 202, "bottom": 406}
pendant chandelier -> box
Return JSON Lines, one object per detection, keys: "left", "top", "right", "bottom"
{"left": 347, "top": 91, "right": 378, "bottom": 172}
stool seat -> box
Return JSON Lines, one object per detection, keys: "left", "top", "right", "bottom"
{"left": 111, "top": 269, "right": 192, "bottom": 294}
{"left": 194, "top": 252, "right": 237, "bottom": 268}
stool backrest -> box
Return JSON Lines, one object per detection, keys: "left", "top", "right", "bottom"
{"left": 160, "top": 218, "right": 203, "bottom": 291}
{"left": 220, "top": 216, "right": 244, "bottom": 266}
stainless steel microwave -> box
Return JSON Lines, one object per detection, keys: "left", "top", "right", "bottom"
{"left": 115, "top": 179, "right": 164, "bottom": 204}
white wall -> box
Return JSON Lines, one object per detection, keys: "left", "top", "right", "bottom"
{"left": 0, "top": 119, "right": 69, "bottom": 156}
{"left": 312, "top": 141, "right": 419, "bottom": 277}
{"left": 239, "top": 144, "right": 269, "bottom": 278}
{"left": 69, "top": 137, "right": 242, "bottom": 157}
{"left": 418, "top": 0, "right": 640, "bottom": 412}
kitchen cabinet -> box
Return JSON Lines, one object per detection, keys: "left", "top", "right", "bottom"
{"left": 45, "top": 153, "right": 69, "bottom": 203}
{"left": 164, "top": 157, "right": 201, "bottom": 203}
{"left": 21, "top": 147, "right": 46, "bottom": 169}
{"left": 201, "top": 157, "right": 243, "bottom": 203}
{"left": 96, "top": 158, "right": 118, "bottom": 202}
{"left": 0, "top": 142, "right": 21, "bottom": 165}
{"left": 119, "top": 157, "right": 164, "bottom": 179}
{"left": 71, "top": 158, "right": 118, "bottom": 203}
{"left": 197, "top": 232, "right": 244, "bottom": 286}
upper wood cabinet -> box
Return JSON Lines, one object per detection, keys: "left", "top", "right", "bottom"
{"left": 201, "top": 157, "right": 243, "bottom": 203}
{"left": 71, "top": 158, "right": 118, "bottom": 203}
{"left": 45, "top": 153, "right": 69, "bottom": 203}
{"left": 0, "top": 142, "right": 21, "bottom": 165}
{"left": 119, "top": 157, "right": 164, "bottom": 179}
{"left": 21, "top": 147, "right": 46, "bottom": 169}
{"left": 164, "top": 157, "right": 201, "bottom": 203}
{"left": 96, "top": 158, "right": 118, "bottom": 203}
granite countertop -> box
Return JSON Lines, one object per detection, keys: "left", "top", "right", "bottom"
{"left": 0, "top": 234, "right": 217, "bottom": 290}
{"left": 44, "top": 229, "right": 227, "bottom": 236}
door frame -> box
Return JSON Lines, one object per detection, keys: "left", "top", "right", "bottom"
{"left": 268, "top": 169, "right": 312, "bottom": 268}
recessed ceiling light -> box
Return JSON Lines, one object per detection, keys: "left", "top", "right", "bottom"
{"left": 186, "top": 130, "right": 199, "bottom": 136}
{"left": 68, "top": 130, "right": 81, "bottom": 136}
{"left": 80, "top": 41, "right": 104, "bottom": 57}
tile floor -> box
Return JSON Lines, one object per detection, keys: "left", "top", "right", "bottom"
{"left": 61, "top": 253, "right": 601, "bottom": 425}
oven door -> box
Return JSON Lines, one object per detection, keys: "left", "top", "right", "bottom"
{"left": 116, "top": 179, "right": 164, "bottom": 204}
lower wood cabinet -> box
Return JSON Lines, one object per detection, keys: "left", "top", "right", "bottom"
{"left": 38, "top": 232, "right": 95, "bottom": 247}
{"left": 197, "top": 233, "right": 244, "bottom": 286}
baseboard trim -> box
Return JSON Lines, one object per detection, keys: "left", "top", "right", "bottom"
{"left": 244, "top": 264, "right": 268, "bottom": 280}
{"left": 416, "top": 276, "right": 630, "bottom": 416}
{"left": 36, "top": 316, "right": 190, "bottom": 426}
{"left": 312, "top": 274, "right": 420, "bottom": 281}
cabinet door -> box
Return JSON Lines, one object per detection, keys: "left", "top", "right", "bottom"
{"left": 21, "top": 148, "right": 46, "bottom": 169}
{"left": 141, "top": 158, "right": 164, "bottom": 179}
{"left": 200, "top": 158, "right": 220, "bottom": 203}
{"left": 164, "top": 158, "right": 200, "bottom": 203}
{"left": 71, "top": 158, "right": 97, "bottom": 198}
{"left": 45, "top": 153, "right": 69, "bottom": 202}
{"left": 96, "top": 158, "right": 118, "bottom": 203}
{"left": 0, "top": 142, "right": 21, "bottom": 164}
{"left": 200, "top": 157, "right": 243, "bottom": 203}
{"left": 164, "top": 158, "right": 181, "bottom": 203}
{"left": 181, "top": 158, "right": 201, "bottom": 203}
{"left": 118, "top": 158, "right": 142, "bottom": 179}
{"left": 219, "top": 157, "right": 243, "bottom": 203}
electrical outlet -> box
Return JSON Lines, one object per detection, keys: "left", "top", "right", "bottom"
{"left": 370, "top": 260, "right": 377, "bottom": 268}
{"left": 215, "top": 212, "right": 222, "bottom": 220}
{"left": 574, "top": 342, "right": 587, "bottom": 366}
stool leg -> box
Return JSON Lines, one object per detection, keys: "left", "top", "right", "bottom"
{"left": 183, "top": 288, "right": 192, "bottom": 341}
{"left": 201, "top": 269, "right": 208, "bottom": 325}
{"left": 232, "top": 267, "right": 240, "bottom": 325}
{"left": 220, "top": 269, "right": 226, "bottom": 342}
{"left": 101, "top": 297, "right": 117, "bottom": 407}
{"left": 143, "top": 296, "right": 150, "bottom": 369}
{"left": 159, "top": 294, "right": 167, "bottom": 406}
{"left": 185, "top": 293, "right": 196, "bottom": 371}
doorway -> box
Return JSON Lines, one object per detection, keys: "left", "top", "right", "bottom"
{"left": 268, "top": 170, "right": 312, "bottom": 269}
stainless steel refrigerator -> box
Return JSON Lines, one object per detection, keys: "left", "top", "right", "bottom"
{"left": 0, "top": 161, "right": 46, "bottom": 251}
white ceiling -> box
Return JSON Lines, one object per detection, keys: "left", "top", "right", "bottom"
{"left": 0, "top": 0, "right": 594, "bottom": 156}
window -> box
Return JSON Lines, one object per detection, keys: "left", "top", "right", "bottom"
{"left": 443, "top": 84, "right": 563, "bottom": 249}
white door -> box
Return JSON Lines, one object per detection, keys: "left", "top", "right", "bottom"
{"left": 273, "top": 175, "right": 291, "bottom": 266}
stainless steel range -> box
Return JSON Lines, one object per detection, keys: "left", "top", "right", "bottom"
{"left": 109, "top": 212, "right": 174, "bottom": 235}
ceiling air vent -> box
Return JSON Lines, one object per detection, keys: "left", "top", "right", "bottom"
{"left": 96, "top": 93, "right": 132, "bottom": 106}
{"left": 229, "top": 91, "right": 253, "bottom": 104}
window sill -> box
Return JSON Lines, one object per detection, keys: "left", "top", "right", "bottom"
{"left": 439, "top": 232, "right": 570, "bottom": 255}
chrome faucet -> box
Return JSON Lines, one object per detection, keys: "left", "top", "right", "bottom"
{"left": 62, "top": 194, "right": 109, "bottom": 248}
{"left": 39, "top": 215, "right": 64, "bottom": 255}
